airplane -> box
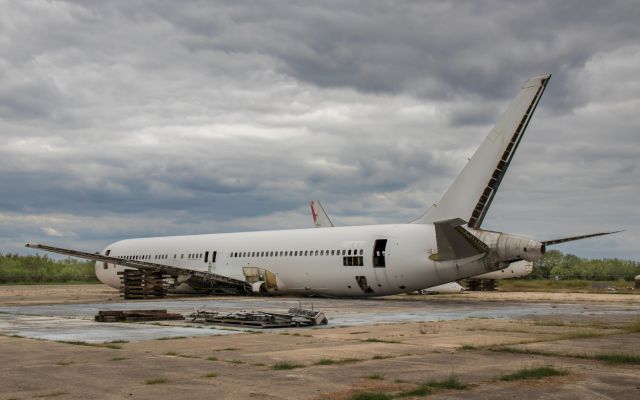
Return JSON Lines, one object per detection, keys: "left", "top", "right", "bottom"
{"left": 309, "top": 199, "right": 534, "bottom": 290}
{"left": 26, "top": 74, "right": 620, "bottom": 298}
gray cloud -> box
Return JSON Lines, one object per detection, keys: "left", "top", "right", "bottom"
{"left": 0, "top": 0, "right": 638, "bottom": 260}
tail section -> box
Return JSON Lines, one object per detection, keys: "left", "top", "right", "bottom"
{"left": 310, "top": 200, "right": 334, "bottom": 228}
{"left": 414, "top": 74, "right": 551, "bottom": 228}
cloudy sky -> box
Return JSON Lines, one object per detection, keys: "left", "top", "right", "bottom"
{"left": 1, "top": 0, "right": 638, "bottom": 260}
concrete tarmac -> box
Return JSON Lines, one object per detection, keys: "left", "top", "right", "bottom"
{"left": 0, "top": 285, "right": 638, "bottom": 400}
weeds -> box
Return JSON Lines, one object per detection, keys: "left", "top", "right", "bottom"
{"left": 56, "top": 340, "right": 121, "bottom": 349}
{"left": 499, "top": 366, "right": 567, "bottom": 381}
{"left": 490, "top": 346, "right": 640, "bottom": 364}
{"left": 349, "top": 392, "right": 392, "bottom": 400}
{"left": 397, "top": 375, "right": 467, "bottom": 397}
{"left": 593, "top": 353, "right": 640, "bottom": 364}
{"left": 155, "top": 336, "right": 187, "bottom": 341}
{"left": 145, "top": 378, "right": 168, "bottom": 385}
{"left": 364, "top": 373, "right": 384, "bottom": 380}
{"left": 33, "top": 391, "right": 67, "bottom": 398}
{"left": 361, "top": 338, "right": 401, "bottom": 344}
{"left": 272, "top": 361, "right": 304, "bottom": 370}
{"left": 315, "top": 358, "right": 362, "bottom": 365}
{"left": 203, "top": 372, "right": 218, "bottom": 378}
{"left": 624, "top": 320, "right": 640, "bottom": 333}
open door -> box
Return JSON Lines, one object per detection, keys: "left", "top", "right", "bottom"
{"left": 373, "top": 239, "right": 387, "bottom": 267}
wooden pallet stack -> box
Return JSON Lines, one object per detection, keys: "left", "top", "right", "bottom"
{"left": 117, "top": 270, "right": 169, "bottom": 299}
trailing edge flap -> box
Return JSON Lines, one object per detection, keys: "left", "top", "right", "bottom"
{"left": 24, "top": 243, "right": 250, "bottom": 291}
{"left": 310, "top": 200, "right": 334, "bottom": 228}
{"left": 432, "top": 218, "right": 489, "bottom": 261}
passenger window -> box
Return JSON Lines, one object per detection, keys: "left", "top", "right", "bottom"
{"left": 320, "top": 250, "right": 324, "bottom": 256}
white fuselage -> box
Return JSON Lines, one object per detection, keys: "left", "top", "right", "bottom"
{"left": 96, "top": 224, "right": 496, "bottom": 297}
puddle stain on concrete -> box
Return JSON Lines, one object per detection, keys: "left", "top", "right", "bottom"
{"left": 1, "top": 297, "right": 638, "bottom": 343}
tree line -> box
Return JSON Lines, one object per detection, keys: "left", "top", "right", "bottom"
{"left": 531, "top": 250, "right": 640, "bottom": 281}
{"left": 1, "top": 250, "right": 639, "bottom": 284}
{"left": 0, "top": 253, "right": 99, "bottom": 284}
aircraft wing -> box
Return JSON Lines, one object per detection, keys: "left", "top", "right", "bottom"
{"left": 25, "top": 243, "right": 251, "bottom": 293}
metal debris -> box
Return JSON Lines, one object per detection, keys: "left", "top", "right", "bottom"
{"left": 95, "top": 309, "right": 185, "bottom": 322}
{"left": 189, "top": 307, "right": 327, "bottom": 328}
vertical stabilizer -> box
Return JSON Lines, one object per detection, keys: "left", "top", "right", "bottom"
{"left": 414, "top": 74, "right": 551, "bottom": 228}
{"left": 310, "top": 200, "right": 334, "bottom": 228}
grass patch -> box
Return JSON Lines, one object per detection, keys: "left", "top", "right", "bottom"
{"left": 555, "top": 330, "right": 605, "bottom": 340}
{"left": 499, "top": 366, "right": 567, "bottom": 381}
{"left": 109, "top": 357, "right": 128, "bottom": 361}
{"left": 178, "top": 354, "right": 200, "bottom": 359}
{"left": 155, "top": 336, "right": 187, "bottom": 341}
{"left": 593, "top": 353, "right": 640, "bottom": 364}
{"left": 489, "top": 346, "right": 640, "bottom": 365}
{"left": 203, "top": 372, "right": 218, "bottom": 378}
{"left": 315, "top": 358, "right": 362, "bottom": 366}
{"left": 422, "top": 375, "right": 468, "bottom": 390}
{"left": 56, "top": 361, "right": 73, "bottom": 366}
{"left": 350, "top": 331, "right": 370, "bottom": 335}
{"left": 397, "top": 385, "right": 432, "bottom": 397}
{"left": 227, "top": 359, "right": 245, "bottom": 364}
{"left": 625, "top": 320, "right": 640, "bottom": 333}
{"left": 207, "top": 356, "right": 218, "bottom": 361}
{"left": 56, "top": 340, "right": 121, "bottom": 349}
{"left": 272, "top": 361, "right": 304, "bottom": 370}
{"left": 372, "top": 354, "right": 393, "bottom": 360}
{"left": 164, "top": 352, "right": 178, "bottom": 356}
{"left": 34, "top": 391, "right": 67, "bottom": 398}
{"left": 397, "top": 375, "right": 467, "bottom": 397}
{"left": 459, "top": 344, "right": 477, "bottom": 350}
{"left": 145, "top": 377, "right": 168, "bottom": 385}
{"left": 349, "top": 392, "right": 392, "bottom": 400}
{"left": 364, "top": 373, "right": 384, "bottom": 380}
{"left": 361, "top": 338, "right": 401, "bottom": 344}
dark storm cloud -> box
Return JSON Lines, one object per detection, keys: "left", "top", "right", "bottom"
{"left": 0, "top": 0, "right": 638, "bottom": 259}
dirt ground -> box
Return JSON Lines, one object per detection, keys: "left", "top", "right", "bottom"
{"left": 1, "top": 285, "right": 639, "bottom": 400}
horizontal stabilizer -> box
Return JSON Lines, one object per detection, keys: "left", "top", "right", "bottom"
{"left": 431, "top": 219, "right": 489, "bottom": 261}
{"left": 541, "top": 230, "right": 623, "bottom": 246}
{"left": 25, "top": 243, "right": 251, "bottom": 292}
